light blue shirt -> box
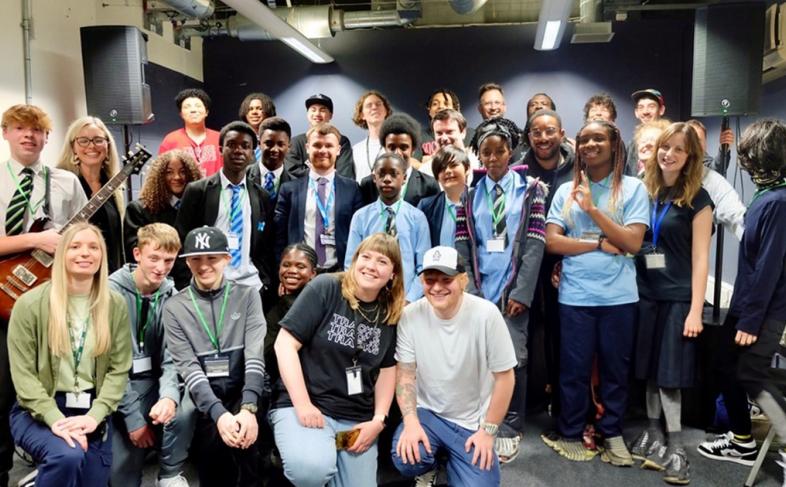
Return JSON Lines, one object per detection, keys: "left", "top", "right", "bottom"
{"left": 345, "top": 199, "right": 431, "bottom": 302}
{"left": 471, "top": 171, "right": 527, "bottom": 304}
{"left": 546, "top": 175, "right": 650, "bottom": 306}
{"left": 439, "top": 194, "right": 459, "bottom": 247}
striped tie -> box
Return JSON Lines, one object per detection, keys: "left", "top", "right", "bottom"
{"left": 493, "top": 183, "right": 506, "bottom": 241}
{"left": 5, "top": 168, "right": 34, "bottom": 236}
{"left": 263, "top": 171, "right": 276, "bottom": 200}
{"left": 229, "top": 184, "right": 243, "bottom": 268}
{"left": 385, "top": 207, "right": 397, "bottom": 237}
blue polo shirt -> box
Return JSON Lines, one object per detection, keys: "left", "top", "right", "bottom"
{"left": 546, "top": 175, "right": 650, "bottom": 306}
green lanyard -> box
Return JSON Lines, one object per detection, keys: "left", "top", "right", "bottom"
{"left": 378, "top": 198, "right": 403, "bottom": 221}
{"left": 446, "top": 201, "right": 457, "bottom": 223}
{"left": 220, "top": 184, "right": 247, "bottom": 222}
{"left": 188, "top": 283, "right": 231, "bottom": 353}
{"left": 134, "top": 289, "right": 160, "bottom": 350}
{"left": 749, "top": 181, "right": 786, "bottom": 207}
{"left": 5, "top": 162, "right": 46, "bottom": 215}
{"left": 68, "top": 316, "right": 90, "bottom": 391}
{"left": 483, "top": 177, "right": 511, "bottom": 229}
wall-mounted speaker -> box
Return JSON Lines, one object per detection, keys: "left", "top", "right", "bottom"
{"left": 80, "top": 26, "right": 154, "bottom": 125}
{"left": 691, "top": 2, "right": 766, "bottom": 117}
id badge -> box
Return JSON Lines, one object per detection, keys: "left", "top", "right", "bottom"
{"left": 66, "top": 392, "right": 91, "bottom": 409}
{"left": 645, "top": 253, "right": 666, "bottom": 269}
{"left": 578, "top": 231, "right": 601, "bottom": 244}
{"left": 227, "top": 232, "right": 240, "bottom": 251}
{"left": 204, "top": 355, "right": 230, "bottom": 378}
{"left": 132, "top": 356, "right": 152, "bottom": 374}
{"left": 345, "top": 366, "right": 362, "bottom": 396}
{"left": 487, "top": 237, "right": 506, "bottom": 253}
{"left": 320, "top": 233, "right": 336, "bottom": 246}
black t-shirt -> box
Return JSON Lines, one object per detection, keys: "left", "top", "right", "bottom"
{"left": 636, "top": 187, "right": 714, "bottom": 301}
{"left": 272, "top": 274, "right": 397, "bottom": 422}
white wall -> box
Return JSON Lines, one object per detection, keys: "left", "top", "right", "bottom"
{"left": 0, "top": 0, "right": 202, "bottom": 163}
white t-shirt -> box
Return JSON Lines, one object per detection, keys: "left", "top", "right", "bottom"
{"left": 352, "top": 137, "right": 382, "bottom": 183}
{"left": 395, "top": 293, "right": 517, "bottom": 431}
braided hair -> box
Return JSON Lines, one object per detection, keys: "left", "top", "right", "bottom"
{"left": 470, "top": 117, "right": 522, "bottom": 155}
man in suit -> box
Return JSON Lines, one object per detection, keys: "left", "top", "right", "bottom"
{"left": 175, "top": 121, "right": 275, "bottom": 296}
{"left": 274, "top": 123, "right": 363, "bottom": 272}
{"left": 247, "top": 116, "right": 293, "bottom": 205}
{"left": 284, "top": 94, "right": 355, "bottom": 180}
{"left": 359, "top": 113, "right": 439, "bottom": 207}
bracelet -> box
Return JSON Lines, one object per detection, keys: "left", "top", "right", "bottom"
{"left": 597, "top": 235, "right": 606, "bottom": 250}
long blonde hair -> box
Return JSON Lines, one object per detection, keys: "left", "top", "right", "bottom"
{"left": 48, "top": 223, "right": 112, "bottom": 358}
{"left": 340, "top": 233, "right": 405, "bottom": 325}
{"left": 643, "top": 122, "right": 705, "bottom": 208}
{"left": 56, "top": 116, "right": 125, "bottom": 216}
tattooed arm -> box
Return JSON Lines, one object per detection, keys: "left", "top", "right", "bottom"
{"left": 394, "top": 361, "right": 432, "bottom": 464}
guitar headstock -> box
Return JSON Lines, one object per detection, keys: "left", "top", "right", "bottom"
{"left": 122, "top": 144, "right": 153, "bottom": 176}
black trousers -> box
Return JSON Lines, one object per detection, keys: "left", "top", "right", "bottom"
{"left": 0, "top": 320, "right": 15, "bottom": 487}
{"left": 737, "top": 318, "right": 786, "bottom": 416}
{"left": 708, "top": 314, "right": 753, "bottom": 436}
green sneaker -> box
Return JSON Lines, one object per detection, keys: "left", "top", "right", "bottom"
{"left": 541, "top": 433, "right": 598, "bottom": 462}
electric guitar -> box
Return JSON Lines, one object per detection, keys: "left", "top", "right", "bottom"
{"left": 0, "top": 145, "right": 151, "bottom": 320}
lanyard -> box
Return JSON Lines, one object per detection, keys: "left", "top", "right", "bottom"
{"left": 651, "top": 200, "right": 673, "bottom": 248}
{"left": 134, "top": 289, "right": 160, "bottom": 350}
{"left": 68, "top": 316, "right": 90, "bottom": 391}
{"left": 483, "top": 177, "right": 511, "bottom": 229}
{"left": 309, "top": 177, "right": 335, "bottom": 229}
{"left": 750, "top": 181, "right": 786, "bottom": 207}
{"left": 220, "top": 184, "right": 247, "bottom": 222}
{"left": 188, "top": 283, "right": 231, "bottom": 353}
{"left": 446, "top": 202, "right": 457, "bottom": 223}
{"left": 5, "top": 162, "right": 46, "bottom": 215}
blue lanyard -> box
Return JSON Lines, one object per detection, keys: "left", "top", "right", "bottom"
{"left": 309, "top": 177, "right": 334, "bottom": 229}
{"left": 651, "top": 200, "right": 672, "bottom": 248}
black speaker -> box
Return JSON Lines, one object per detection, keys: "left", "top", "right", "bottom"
{"left": 691, "top": 2, "right": 766, "bottom": 117}
{"left": 80, "top": 26, "right": 153, "bottom": 125}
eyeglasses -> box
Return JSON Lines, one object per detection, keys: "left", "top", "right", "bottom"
{"left": 529, "top": 127, "right": 560, "bottom": 138}
{"left": 74, "top": 136, "right": 109, "bottom": 147}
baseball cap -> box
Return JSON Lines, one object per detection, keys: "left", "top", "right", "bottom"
{"left": 180, "top": 226, "right": 229, "bottom": 258}
{"left": 305, "top": 94, "right": 333, "bottom": 113}
{"left": 631, "top": 89, "right": 665, "bottom": 107}
{"left": 418, "top": 246, "right": 466, "bottom": 276}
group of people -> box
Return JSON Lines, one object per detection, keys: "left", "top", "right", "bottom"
{"left": 0, "top": 78, "right": 783, "bottom": 487}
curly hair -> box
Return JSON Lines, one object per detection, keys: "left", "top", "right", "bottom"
{"left": 175, "top": 88, "right": 211, "bottom": 111}
{"left": 426, "top": 89, "right": 461, "bottom": 115}
{"left": 352, "top": 90, "right": 392, "bottom": 129}
{"left": 583, "top": 93, "right": 617, "bottom": 122}
{"left": 644, "top": 122, "right": 705, "bottom": 208}
{"left": 139, "top": 150, "right": 202, "bottom": 214}
{"left": 378, "top": 113, "right": 421, "bottom": 149}
{"left": 238, "top": 92, "right": 276, "bottom": 121}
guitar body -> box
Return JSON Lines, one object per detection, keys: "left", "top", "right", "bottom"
{"left": 0, "top": 219, "right": 53, "bottom": 321}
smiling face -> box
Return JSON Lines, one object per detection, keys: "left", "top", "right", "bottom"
{"left": 307, "top": 132, "right": 340, "bottom": 174}
{"left": 65, "top": 228, "right": 103, "bottom": 279}
{"left": 428, "top": 92, "right": 455, "bottom": 120}
{"left": 164, "top": 157, "right": 188, "bottom": 197}
{"left": 433, "top": 119, "right": 466, "bottom": 150}
{"left": 437, "top": 159, "right": 468, "bottom": 193}
{"left": 353, "top": 249, "right": 395, "bottom": 298}
{"left": 528, "top": 115, "right": 564, "bottom": 163}
{"left": 361, "top": 95, "right": 387, "bottom": 128}
{"left": 637, "top": 126, "right": 663, "bottom": 163}
{"left": 527, "top": 94, "right": 554, "bottom": 118}
{"left": 422, "top": 270, "right": 467, "bottom": 318}
{"left": 657, "top": 132, "right": 689, "bottom": 185}
{"left": 133, "top": 243, "right": 178, "bottom": 290}
{"left": 245, "top": 99, "right": 267, "bottom": 129}
{"left": 259, "top": 129, "right": 290, "bottom": 171}
{"left": 478, "top": 135, "right": 511, "bottom": 182}
{"left": 577, "top": 123, "right": 613, "bottom": 171}
{"left": 634, "top": 98, "right": 664, "bottom": 124}
{"left": 180, "top": 96, "right": 208, "bottom": 126}
{"left": 221, "top": 130, "right": 254, "bottom": 177}
{"left": 186, "top": 254, "right": 230, "bottom": 290}
{"left": 479, "top": 89, "right": 506, "bottom": 120}
{"left": 307, "top": 104, "right": 332, "bottom": 127}
{"left": 279, "top": 249, "right": 317, "bottom": 294}
{"left": 72, "top": 124, "right": 108, "bottom": 171}
{"left": 587, "top": 104, "right": 614, "bottom": 123}
{"left": 373, "top": 156, "right": 407, "bottom": 205}
{"left": 3, "top": 122, "right": 48, "bottom": 166}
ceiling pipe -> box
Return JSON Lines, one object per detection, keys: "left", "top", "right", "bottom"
{"left": 160, "top": 0, "right": 215, "bottom": 18}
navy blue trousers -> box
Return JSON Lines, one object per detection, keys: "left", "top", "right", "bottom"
{"left": 558, "top": 303, "right": 636, "bottom": 439}
{"left": 10, "top": 393, "right": 112, "bottom": 487}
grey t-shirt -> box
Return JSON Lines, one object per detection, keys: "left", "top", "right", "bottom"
{"left": 395, "top": 293, "right": 517, "bottom": 431}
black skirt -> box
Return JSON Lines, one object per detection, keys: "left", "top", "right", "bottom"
{"left": 634, "top": 298, "right": 697, "bottom": 388}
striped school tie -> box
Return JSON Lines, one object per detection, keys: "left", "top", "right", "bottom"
{"left": 229, "top": 184, "right": 243, "bottom": 268}
{"left": 385, "top": 207, "right": 397, "bottom": 237}
{"left": 5, "top": 168, "right": 34, "bottom": 236}
{"left": 493, "top": 183, "right": 506, "bottom": 240}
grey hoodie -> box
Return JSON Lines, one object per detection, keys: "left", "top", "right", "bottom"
{"left": 109, "top": 264, "right": 179, "bottom": 432}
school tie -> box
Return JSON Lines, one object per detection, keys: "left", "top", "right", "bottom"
{"left": 5, "top": 168, "right": 34, "bottom": 236}
{"left": 229, "top": 184, "right": 243, "bottom": 268}
{"left": 315, "top": 177, "right": 328, "bottom": 266}
{"left": 263, "top": 171, "right": 276, "bottom": 200}
{"left": 385, "top": 206, "right": 397, "bottom": 237}
{"left": 493, "top": 183, "right": 506, "bottom": 239}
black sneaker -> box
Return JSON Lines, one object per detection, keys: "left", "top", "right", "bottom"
{"left": 697, "top": 431, "right": 757, "bottom": 466}
{"left": 663, "top": 447, "right": 691, "bottom": 485}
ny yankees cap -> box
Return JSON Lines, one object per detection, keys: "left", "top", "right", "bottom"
{"left": 419, "top": 246, "right": 466, "bottom": 277}
{"left": 305, "top": 93, "right": 334, "bottom": 113}
{"left": 180, "top": 226, "right": 230, "bottom": 258}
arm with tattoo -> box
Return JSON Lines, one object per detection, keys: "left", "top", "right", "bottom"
{"left": 396, "top": 361, "right": 418, "bottom": 420}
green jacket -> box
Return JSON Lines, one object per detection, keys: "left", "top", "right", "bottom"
{"left": 7, "top": 282, "right": 132, "bottom": 427}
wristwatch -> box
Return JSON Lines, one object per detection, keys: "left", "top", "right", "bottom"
{"left": 480, "top": 422, "right": 499, "bottom": 436}
{"left": 240, "top": 403, "right": 258, "bottom": 414}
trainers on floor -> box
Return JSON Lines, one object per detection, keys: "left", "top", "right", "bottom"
{"left": 630, "top": 429, "right": 664, "bottom": 462}
{"left": 642, "top": 440, "right": 669, "bottom": 471}
{"left": 495, "top": 435, "right": 521, "bottom": 464}
{"left": 663, "top": 447, "right": 691, "bottom": 485}
{"left": 600, "top": 435, "right": 634, "bottom": 467}
{"left": 156, "top": 474, "right": 190, "bottom": 487}
{"left": 541, "top": 433, "right": 598, "bottom": 462}
{"left": 697, "top": 431, "right": 757, "bottom": 466}
{"left": 776, "top": 450, "right": 786, "bottom": 487}
{"left": 17, "top": 469, "right": 37, "bottom": 487}
{"left": 414, "top": 469, "right": 437, "bottom": 487}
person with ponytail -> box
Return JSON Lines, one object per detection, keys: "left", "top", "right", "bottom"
{"left": 542, "top": 120, "right": 649, "bottom": 466}
{"left": 7, "top": 222, "right": 132, "bottom": 486}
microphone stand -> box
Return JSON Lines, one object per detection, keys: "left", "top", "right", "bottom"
{"left": 711, "top": 116, "right": 731, "bottom": 325}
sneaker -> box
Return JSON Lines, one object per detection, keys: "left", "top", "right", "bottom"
{"left": 156, "top": 474, "right": 190, "bottom": 487}
{"left": 541, "top": 432, "right": 598, "bottom": 462}
{"left": 642, "top": 440, "right": 669, "bottom": 471}
{"left": 630, "top": 429, "right": 663, "bottom": 462}
{"left": 17, "top": 469, "right": 37, "bottom": 487}
{"left": 775, "top": 450, "right": 786, "bottom": 487}
{"left": 495, "top": 435, "right": 521, "bottom": 464}
{"left": 697, "top": 431, "right": 757, "bottom": 466}
{"left": 414, "top": 469, "right": 437, "bottom": 487}
{"left": 663, "top": 448, "right": 691, "bottom": 485}
{"left": 600, "top": 435, "right": 634, "bottom": 467}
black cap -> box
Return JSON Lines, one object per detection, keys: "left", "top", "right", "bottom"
{"left": 305, "top": 94, "right": 333, "bottom": 113}
{"left": 631, "top": 89, "right": 665, "bottom": 107}
{"left": 180, "top": 226, "right": 229, "bottom": 258}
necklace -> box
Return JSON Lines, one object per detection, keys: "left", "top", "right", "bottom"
{"left": 356, "top": 300, "right": 382, "bottom": 324}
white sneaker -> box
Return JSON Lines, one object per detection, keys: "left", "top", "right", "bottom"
{"left": 17, "top": 469, "right": 37, "bottom": 487}
{"left": 776, "top": 450, "right": 786, "bottom": 487}
{"left": 414, "top": 469, "right": 437, "bottom": 487}
{"left": 156, "top": 474, "right": 190, "bottom": 487}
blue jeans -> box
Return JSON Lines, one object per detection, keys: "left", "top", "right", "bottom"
{"left": 390, "top": 408, "right": 500, "bottom": 487}
{"left": 10, "top": 394, "right": 113, "bottom": 487}
{"left": 269, "top": 407, "right": 378, "bottom": 487}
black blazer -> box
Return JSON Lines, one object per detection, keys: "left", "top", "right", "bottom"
{"left": 174, "top": 171, "right": 275, "bottom": 290}
{"left": 273, "top": 171, "right": 363, "bottom": 266}
{"left": 123, "top": 199, "right": 178, "bottom": 262}
{"left": 246, "top": 162, "right": 293, "bottom": 204}
{"left": 284, "top": 133, "right": 355, "bottom": 181}
{"left": 359, "top": 169, "right": 440, "bottom": 207}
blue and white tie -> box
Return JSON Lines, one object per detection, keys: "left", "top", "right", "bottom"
{"left": 229, "top": 184, "right": 243, "bottom": 268}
